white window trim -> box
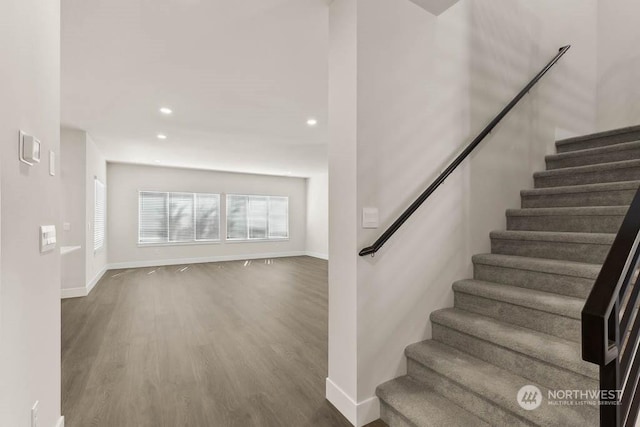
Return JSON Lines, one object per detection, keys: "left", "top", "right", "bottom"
{"left": 94, "top": 177, "right": 106, "bottom": 253}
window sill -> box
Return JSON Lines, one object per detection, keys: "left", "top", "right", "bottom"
{"left": 138, "top": 240, "right": 222, "bottom": 248}
{"left": 225, "top": 238, "right": 289, "bottom": 244}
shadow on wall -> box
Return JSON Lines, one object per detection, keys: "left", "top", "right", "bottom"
{"left": 597, "top": 55, "right": 640, "bottom": 130}
{"left": 354, "top": 0, "right": 597, "bottom": 405}
{"left": 467, "top": 0, "right": 597, "bottom": 256}
{"left": 356, "top": 0, "right": 472, "bottom": 401}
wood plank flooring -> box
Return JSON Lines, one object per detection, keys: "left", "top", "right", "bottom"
{"left": 62, "top": 256, "right": 385, "bottom": 427}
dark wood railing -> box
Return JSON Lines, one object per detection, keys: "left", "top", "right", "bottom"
{"left": 359, "top": 45, "right": 571, "bottom": 257}
{"left": 582, "top": 187, "right": 640, "bottom": 426}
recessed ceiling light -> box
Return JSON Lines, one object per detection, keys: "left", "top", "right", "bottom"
{"left": 154, "top": 160, "right": 161, "bottom": 163}
{"left": 157, "top": 134, "right": 167, "bottom": 140}
{"left": 160, "top": 107, "right": 173, "bottom": 115}
{"left": 307, "top": 118, "right": 318, "bottom": 126}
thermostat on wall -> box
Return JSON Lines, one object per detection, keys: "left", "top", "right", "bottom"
{"left": 19, "top": 131, "right": 41, "bottom": 166}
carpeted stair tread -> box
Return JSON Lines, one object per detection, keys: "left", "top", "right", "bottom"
{"left": 430, "top": 308, "right": 597, "bottom": 379}
{"left": 556, "top": 125, "right": 640, "bottom": 153}
{"left": 521, "top": 180, "right": 640, "bottom": 208}
{"left": 547, "top": 140, "right": 640, "bottom": 169}
{"left": 522, "top": 180, "right": 640, "bottom": 197}
{"left": 506, "top": 206, "right": 628, "bottom": 217}
{"left": 404, "top": 340, "right": 597, "bottom": 426}
{"left": 452, "top": 279, "right": 584, "bottom": 319}
{"left": 377, "top": 126, "right": 640, "bottom": 426}
{"left": 490, "top": 230, "right": 615, "bottom": 244}
{"left": 534, "top": 159, "right": 640, "bottom": 188}
{"left": 505, "top": 206, "right": 627, "bottom": 233}
{"left": 376, "top": 376, "right": 490, "bottom": 427}
{"left": 472, "top": 253, "right": 600, "bottom": 280}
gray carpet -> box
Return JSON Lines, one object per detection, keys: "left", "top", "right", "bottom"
{"left": 376, "top": 125, "right": 640, "bottom": 426}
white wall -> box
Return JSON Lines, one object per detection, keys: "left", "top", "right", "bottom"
{"left": 108, "top": 163, "right": 307, "bottom": 267}
{"left": 327, "top": 0, "right": 359, "bottom": 422}
{"left": 356, "top": 0, "right": 470, "bottom": 411}
{"left": 328, "top": 0, "right": 598, "bottom": 424}
{"left": 85, "top": 134, "right": 108, "bottom": 289}
{"left": 60, "top": 129, "right": 108, "bottom": 297}
{"left": 306, "top": 173, "right": 329, "bottom": 259}
{"left": 0, "top": 0, "right": 61, "bottom": 426}
{"left": 61, "top": 129, "right": 87, "bottom": 292}
{"left": 596, "top": 0, "right": 640, "bottom": 130}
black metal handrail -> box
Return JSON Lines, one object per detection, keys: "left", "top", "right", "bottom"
{"left": 582, "top": 187, "right": 640, "bottom": 427}
{"left": 359, "top": 45, "right": 571, "bottom": 257}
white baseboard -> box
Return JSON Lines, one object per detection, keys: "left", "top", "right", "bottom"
{"left": 357, "top": 395, "right": 380, "bottom": 426}
{"left": 55, "top": 416, "right": 64, "bottom": 427}
{"left": 326, "top": 378, "right": 357, "bottom": 424}
{"left": 108, "top": 251, "right": 308, "bottom": 270}
{"left": 86, "top": 266, "right": 107, "bottom": 295}
{"left": 305, "top": 251, "right": 329, "bottom": 260}
{"left": 62, "top": 252, "right": 312, "bottom": 299}
{"left": 61, "top": 266, "right": 107, "bottom": 299}
{"left": 326, "top": 378, "right": 380, "bottom": 427}
{"left": 61, "top": 287, "right": 87, "bottom": 299}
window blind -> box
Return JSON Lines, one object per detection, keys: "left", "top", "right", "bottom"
{"left": 139, "top": 191, "right": 220, "bottom": 245}
{"left": 94, "top": 178, "right": 106, "bottom": 251}
{"left": 268, "top": 197, "right": 289, "bottom": 239}
{"left": 169, "top": 193, "right": 194, "bottom": 242}
{"left": 226, "top": 195, "right": 289, "bottom": 240}
{"left": 195, "top": 193, "right": 220, "bottom": 241}
{"left": 226, "top": 194, "right": 247, "bottom": 240}
{"left": 248, "top": 196, "right": 268, "bottom": 239}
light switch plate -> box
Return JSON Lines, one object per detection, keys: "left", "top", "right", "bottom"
{"left": 49, "top": 150, "right": 55, "bottom": 176}
{"left": 362, "top": 207, "right": 379, "bottom": 229}
{"left": 40, "top": 225, "right": 56, "bottom": 253}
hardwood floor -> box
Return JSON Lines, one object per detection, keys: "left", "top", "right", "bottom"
{"left": 62, "top": 256, "right": 386, "bottom": 427}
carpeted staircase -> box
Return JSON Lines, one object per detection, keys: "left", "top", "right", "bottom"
{"left": 376, "top": 125, "right": 640, "bottom": 426}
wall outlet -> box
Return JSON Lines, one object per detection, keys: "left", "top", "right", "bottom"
{"left": 31, "top": 401, "right": 39, "bottom": 427}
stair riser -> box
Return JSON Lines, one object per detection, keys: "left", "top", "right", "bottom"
{"left": 521, "top": 189, "right": 636, "bottom": 208}
{"left": 556, "top": 132, "right": 640, "bottom": 153}
{"left": 454, "top": 292, "right": 580, "bottom": 342}
{"left": 491, "top": 237, "right": 611, "bottom": 264}
{"left": 535, "top": 166, "right": 640, "bottom": 188}
{"left": 473, "top": 263, "right": 593, "bottom": 299}
{"left": 431, "top": 324, "right": 598, "bottom": 392}
{"left": 506, "top": 214, "right": 624, "bottom": 233}
{"left": 406, "top": 359, "right": 531, "bottom": 427}
{"left": 547, "top": 147, "right": 640, "bottom": 170}
{"left": 380, "top": 404, "right": 413, "bottom": 427}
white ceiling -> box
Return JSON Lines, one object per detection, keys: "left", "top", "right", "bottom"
{"left": 61, "top": 0, "right": 328, "bottom": 177}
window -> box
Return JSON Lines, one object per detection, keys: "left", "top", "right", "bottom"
{"left": 138, "top": 191, "right": 220, "bottom": 245}
{"left": 226, "top": 195, "right": 289, "bottom": 241}
{"left": 94, "top": 178, "right": 106, "bottom": 251}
